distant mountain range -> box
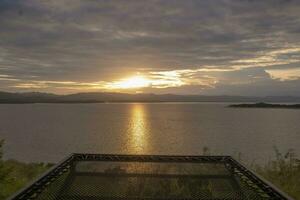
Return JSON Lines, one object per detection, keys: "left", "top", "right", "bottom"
{"left": 1, "top": 91, "right": 300, "bottom": 103}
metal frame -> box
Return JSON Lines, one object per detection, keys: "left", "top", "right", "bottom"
{"left": 8, "top": 154, "right": 293, "bottom": 200}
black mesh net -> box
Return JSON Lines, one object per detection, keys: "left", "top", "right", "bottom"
{"left": 32, "top": 159, "right": 272, "bottom": 200}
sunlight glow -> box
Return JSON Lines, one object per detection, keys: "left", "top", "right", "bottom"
{"left": 128, "top": 104, "right": 148, "bottom": 153}
{"left": 10, "top": 68, "right": 222, "bottom": 91}
{"left": 106, "top": 76, "right": 151, "bottom": 89}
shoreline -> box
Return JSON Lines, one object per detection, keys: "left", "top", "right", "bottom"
{"left": 229, "top": 102, "right": 300, "bottom": 109}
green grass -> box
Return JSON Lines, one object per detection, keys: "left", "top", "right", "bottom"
{"left": 253, "top": 147, "right": 300, "bottom": 199}
{"left": 0, "top": 141, "right": 299, "bottom": 199}
{"left": 0, "top": 140, "right": 52, "bottom": 200}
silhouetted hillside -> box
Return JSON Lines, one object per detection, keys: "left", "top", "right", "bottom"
{"left": 1, "top": 91, "right": 300, "bottom": 103}
{"left": 229, "top": 102, "right": 300, "bottom": 108}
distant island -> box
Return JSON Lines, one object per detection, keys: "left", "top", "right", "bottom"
{"left": 229, "top": 102, "right": 300, "bottom": 109}
{"left": 1, "top": 91, "right": 300, "bottom": 104}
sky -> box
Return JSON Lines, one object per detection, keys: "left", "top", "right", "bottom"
{"left": 1, "top": 0, "right": 300, "bottom": 96}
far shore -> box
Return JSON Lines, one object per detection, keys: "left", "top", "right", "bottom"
{"left": 2, "top": 101, "right": 300, "bottom": 105}
{"left": 229, "top": 102, "right": 300, "bottom": 109}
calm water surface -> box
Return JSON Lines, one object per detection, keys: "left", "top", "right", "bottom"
{"left": 0, "top": 103, "right": 299, "bottom": 164}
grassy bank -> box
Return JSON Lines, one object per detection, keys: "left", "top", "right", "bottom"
{"left": 0, "top": 140, "right": 52, "bottom": 200}
{"left": 254, "top": 148, "right": 300, "bottom": 199}
{"left": 0, "top": 141, "right": 299, "bottom": 199}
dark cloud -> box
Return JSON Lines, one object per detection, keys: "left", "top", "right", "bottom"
{"left": 0, "top": 0, "right": 300, "bottom": 95}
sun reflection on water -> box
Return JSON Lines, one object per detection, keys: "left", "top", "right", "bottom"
{"left": 128, "top": 104, "right": 148, "bottom": 154}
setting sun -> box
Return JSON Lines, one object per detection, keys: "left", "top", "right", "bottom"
{"left": 107, "top": 76, "right": 151, "bottom": 89}
{"left": 1, "top": 1, "right": 299, "bottom": 199}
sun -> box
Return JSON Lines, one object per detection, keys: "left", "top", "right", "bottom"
{"left": 108, "top": 76, "right": 151, "bottom": 89}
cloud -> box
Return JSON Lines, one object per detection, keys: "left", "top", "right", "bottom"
{"left": 0, "top": 0, "right": 300, "bottom": 95}
{"left": 230, "top": 47, "right": 300, "bottom": 69}
{"left": 266, "top": 68, "right": 300, "bottom": 81}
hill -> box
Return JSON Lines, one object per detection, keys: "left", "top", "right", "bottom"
{"left": 1, "top": 91, "right": 300, "bottom": 103}
{"left": 229, "top": 102, "right": 300, "bottom": 108}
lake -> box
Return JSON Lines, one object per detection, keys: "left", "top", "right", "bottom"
{"left": 0, "top": 103, "right": 299, "bottom": 164}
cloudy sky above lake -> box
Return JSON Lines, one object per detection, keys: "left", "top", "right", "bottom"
{"left": 1, "top": 0, "right": 300, "bottom": 95}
